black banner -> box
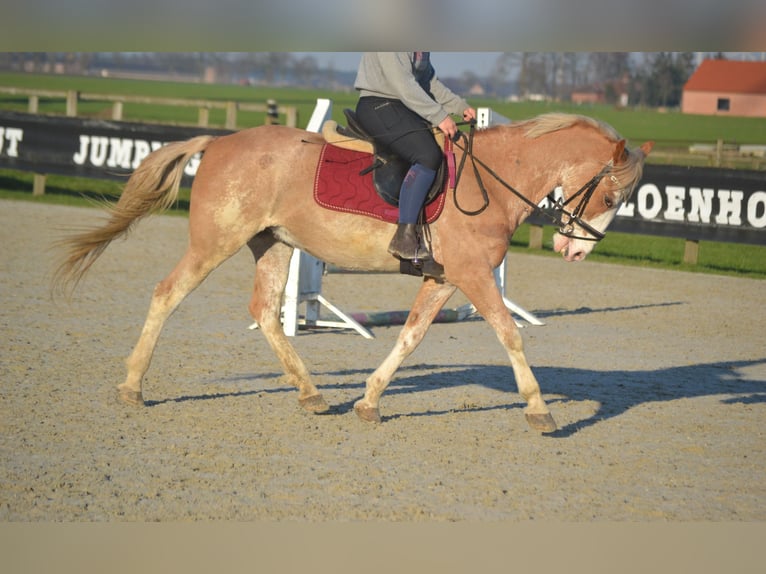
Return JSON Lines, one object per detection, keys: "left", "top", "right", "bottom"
{"left": 0, "top": 110, "right": 232, "bottom": 184}
{"left": 611, "top": 164, "right": 765, "bottom": 245}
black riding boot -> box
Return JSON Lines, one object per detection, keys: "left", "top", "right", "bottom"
{"left": 387, "top": 223, "right": 431, "bottom": 261}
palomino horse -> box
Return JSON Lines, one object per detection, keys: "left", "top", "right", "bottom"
{"left": 54, "top": 113, "right": 652, "bottom": 433}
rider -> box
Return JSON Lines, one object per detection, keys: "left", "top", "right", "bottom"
{"left": 354, "top": 52, "right": 477, "bottom": 261}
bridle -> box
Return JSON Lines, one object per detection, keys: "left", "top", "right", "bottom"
{"left": 449, "top": 121, "right": 615, "bottom": 243}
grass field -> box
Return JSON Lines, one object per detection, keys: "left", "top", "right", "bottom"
{"left": 1, "top": 72, "right": 764, "bottom": 279}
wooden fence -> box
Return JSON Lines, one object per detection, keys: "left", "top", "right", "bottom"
{"left": 0, "top": 86, "right": 298, "bottom": 129}
{"left": 650, "top": 143, "right": 766, "bottom": 171}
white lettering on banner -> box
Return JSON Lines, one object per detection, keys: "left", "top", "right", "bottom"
{"left": 617, "top": 201, "right": 634, "bottom": 217}
{"left": 0, "top": 126, "right": 24, "bottom": 157}
{"left": 715, "top": 190, "right": 743, "bottom": 226}
{"left": 636, "top": 183, "right": 663, "bottom": 219}
{"left": 107, "top": 137, "right": 133, "bottom": 169}
{"left": 72, "top": 135, "right": 88, "bottom": 164}
{"left": 71, "top": 135, "right": 184, "bottom": 172}
{"left": 535, "top": 185, "right": 563, "bottom": 209}
{"left": 664, "top": 185, "right": 686, "bottom": 221}
{"left": 622, "top": 183, "right": 764, "bottom": 228}
{"left": 184, "top": 153, "right": 202, "bottom": 177}
{"left": 72, "top": 135, "right": 114, "bottom": 166}
{"left": 688, "top": 187, "right": 715, "bottom": 223}
{"left": 748, "top": 191, "right": 766, "bottom": 228}
{"left": 91, "top": 137, "right": 108, "bottom": 166}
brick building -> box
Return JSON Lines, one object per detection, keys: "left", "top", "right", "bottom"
{"left": 682, "top": 59, "right": 766, "bottom": 117}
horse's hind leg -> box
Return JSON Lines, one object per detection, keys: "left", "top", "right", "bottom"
{"left": 354, "top": 278, "right": 457, "bottom": 422}
{"left": 119, "top": 247, "right": 234, "bottom": 406}
{"left": 247, "top": 235, "right": 329, "bottom": 413}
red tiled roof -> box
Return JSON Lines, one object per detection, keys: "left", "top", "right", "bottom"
{"left": 684, "top": 59, "right": 766, "bottom": 94}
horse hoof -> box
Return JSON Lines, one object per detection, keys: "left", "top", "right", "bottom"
{"left": 117, "top": 388, "right": 144, "bottom": 407}
{"left": 525, "top": 412, "right": 557, "bottom": 433}
{"left": 299, "top": 394, "right": 330, "bottom": 413}
{"left": 354, "top": 403, "right": 382, "bottom": 424}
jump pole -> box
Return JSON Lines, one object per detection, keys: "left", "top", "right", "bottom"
{"left": 249, "top": 98, "right": 374, "bottom": 339}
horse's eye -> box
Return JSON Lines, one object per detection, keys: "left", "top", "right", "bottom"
{"left": 604, "top": 195, "right": 614, "bottom": 208}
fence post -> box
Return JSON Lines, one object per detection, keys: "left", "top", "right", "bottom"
{"left": 285, "top": 107, "right": 297, "bottom": 128}
{"left": 715, "top": 139, "right": 723, "bottom": 167}
{"left": 265, "top": 99, "right": 279, "bottom": 125}
{"left": 197, "top": 107, "right": 209, "bottom": 127}
{"left": 32, "top": 174, "right": 46, "bottom": 196}
{"left": 683, "top": 239, "right": 700, "bottom": 265}
{"left": 528, "top": 224, "right": 544, "bottom": 249}
{"left": 111, "top": 101, "right": 123, "bottom": 121}
{"left": 65, "top": 90, "right": 78, "bottom": 117}
{"left": 225, "top": 101, "right": 237, "bottom": 129}
{"left": 28, "top": 95, "right": 39, "bottom": 114}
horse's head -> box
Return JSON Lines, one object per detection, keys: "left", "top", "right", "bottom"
{"left": 552, "top": 139, "right": 653, "bottom": 262}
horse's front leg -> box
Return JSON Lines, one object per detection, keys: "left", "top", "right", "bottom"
{"left": 458, "top": 268, "right": 557, "bottom": 433}
{"left": 354, "top": 278, "right": 457, "bottom": 423}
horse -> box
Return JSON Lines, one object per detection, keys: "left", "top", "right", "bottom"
{"left": 53, "top": 112, "right": 653, "bottom": 433}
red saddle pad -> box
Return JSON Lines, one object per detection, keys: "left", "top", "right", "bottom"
{"left": 313, "top": 144, "right": 446, "bottom": 224}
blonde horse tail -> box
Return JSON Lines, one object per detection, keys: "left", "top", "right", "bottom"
{"left": 52, "top": 135, "right": 216, "bottom": 296}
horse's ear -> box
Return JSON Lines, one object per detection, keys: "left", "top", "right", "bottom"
{"left": 612, "top": 139, "right": 627, "bottom": 164}
{"left": 639, "top": 141, "right": 655, "bottom": 157}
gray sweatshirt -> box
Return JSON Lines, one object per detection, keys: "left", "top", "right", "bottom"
{"left": 354, "top": 52, "right": 470, "bottom": 127}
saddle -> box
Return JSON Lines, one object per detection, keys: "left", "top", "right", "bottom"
{"left": 321, "top": 109, "right": 448, "bottom": 207}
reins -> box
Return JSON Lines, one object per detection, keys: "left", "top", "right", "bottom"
{"left": 449, "top": 121, "right": 613, "bottom": 242}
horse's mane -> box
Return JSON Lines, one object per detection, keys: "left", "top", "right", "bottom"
{"left": 520, "top": 112, "right": 620, "bottom": 141}
{"left": 515, "top": 113, "right": 645, "bottom": 201}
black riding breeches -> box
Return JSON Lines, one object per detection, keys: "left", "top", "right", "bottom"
{"left": 355, "top": 96, "right": 442, "bottom": 171}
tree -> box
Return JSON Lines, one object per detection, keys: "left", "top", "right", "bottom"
{"left": 486, "top": 53, "right": 514, "bottom": 97}
{"left": 517, "top": 53, "right": 551, "bottom": 98}
{"left": 455, "top": 70, "right": 481, "bottom": 94}
{"left": 293, "top": 55, "right": 319, "bottom": 87}
{"left": 634, "top": 52, "right": 696, "bottom": 108}
{"left": 509, "top": 52, "right": 594, "bottom": 101}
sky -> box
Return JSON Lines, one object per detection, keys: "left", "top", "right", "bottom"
{"left": 294, "top": 53, "right": 506, "bottom": 78}
{"left": 299, "top": 51, "right": 766, "bottom": 78}
{"left": 3, "top": 2, "right": 765, "bottom": 53}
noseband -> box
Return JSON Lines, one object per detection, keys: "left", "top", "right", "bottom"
{"left": 544, "top": 163, "right": 613, "bottom": 242}
{"left": 452, "top": 123, "right": 614, "bottom": 243}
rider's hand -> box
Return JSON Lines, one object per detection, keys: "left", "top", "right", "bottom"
{"left": 438, "top": 116, "right": 458, "bottom": 140}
